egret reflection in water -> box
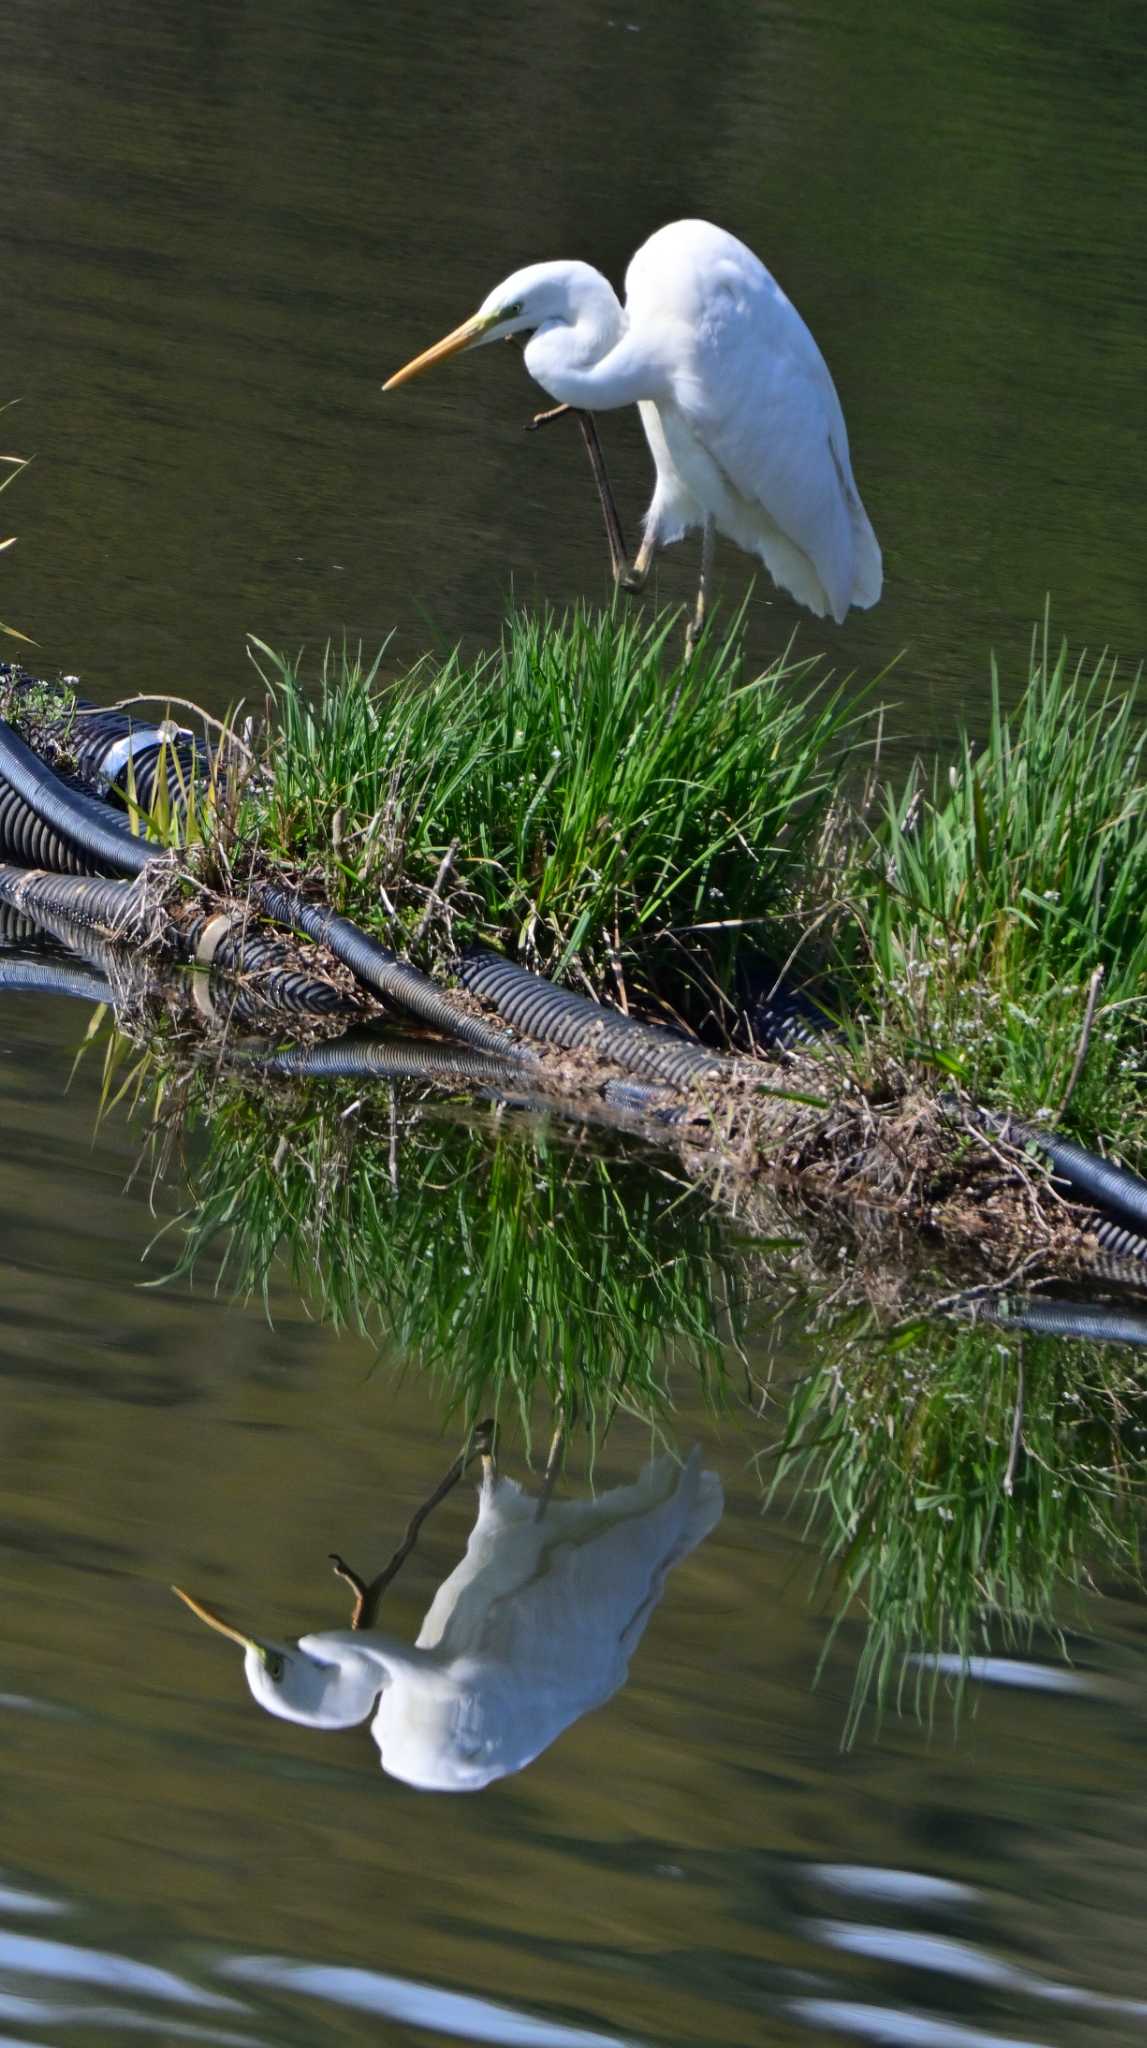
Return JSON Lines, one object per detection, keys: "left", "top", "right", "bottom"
{"left": 176, "top": 1443, "right": 722, "bottom": 1792}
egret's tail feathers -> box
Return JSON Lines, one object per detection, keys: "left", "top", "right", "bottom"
{"left": 849, "top": 500, "right": 883, "bottom": 611}
{"left": 750, "top": 528, "right": 835, "bottom": 620}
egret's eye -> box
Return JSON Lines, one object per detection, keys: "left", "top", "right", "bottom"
{"left": 264, "top": 1652, "right": 285, "bottom": 1682}
{"left": 500, "top": 300, "right": 524, "bottom": 322}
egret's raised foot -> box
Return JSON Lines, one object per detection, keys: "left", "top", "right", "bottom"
{"left": 525, "top": 403, "right": 574, "bottom": 433}
{"left": 329, "top": 1553, "right": 370, "bottom": 1630}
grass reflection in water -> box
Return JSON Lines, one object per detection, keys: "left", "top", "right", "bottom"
{"left": 160, "top": 1072, "right": 747, "bottom": 1435}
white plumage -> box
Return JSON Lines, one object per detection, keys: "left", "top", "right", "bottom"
{"left": 385, "top": 218, "right": 881, "bottom": 629}
{"left": 175, "top": 1449, "right": 723, "bottom": 1793}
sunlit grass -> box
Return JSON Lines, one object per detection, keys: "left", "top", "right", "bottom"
{"left": 245, "top": 604, "right": 863, "bottom": 988}
{"left": 842, "top": 620, "right": 1147, "bottom": 1162}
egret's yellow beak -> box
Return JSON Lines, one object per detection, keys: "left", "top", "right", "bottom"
{"left": 172, "top": 1584, "right": 271, "bottom": 1665}
{"left": 383, "top": 311, "right": 496, "bottom": 391}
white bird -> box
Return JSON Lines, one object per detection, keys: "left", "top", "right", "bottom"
{"left": 384, "top": 218, "right": 881, "bottom": 649}
{"left": 174, "top": 1447, "right": 722, "bottom": 1793}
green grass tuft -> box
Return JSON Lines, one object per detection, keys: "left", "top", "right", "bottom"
{"left": 245, "top": 605, "right": 863, "bottom": 991}
{"left": 843, "top": 619, "right": 1147, "bottom": 1161}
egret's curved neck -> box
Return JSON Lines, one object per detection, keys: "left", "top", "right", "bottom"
{"left": 523, "top": 286, "right": 663, "bottom": 412}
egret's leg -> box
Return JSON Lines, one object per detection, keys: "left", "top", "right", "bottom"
{"left": 684, "top": 516, "right": 716, "bottom": 659}
{"left": 533, "top": 1427, "right": 565, "bottom": 1522}
{"left": 574, "top": 414, "right": 629, "bottom": 584}
{"left": 526, "top": 405, "right": 630, "bottom": 585}
{"left": 330, "top": 1418, "right": 497, "bottom": 1629}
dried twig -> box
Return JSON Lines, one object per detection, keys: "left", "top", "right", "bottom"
{"left": 95, "top": 693, "right": 256, "bottom": 763}
{"left": 413, "top": 838, "right": 459, "bottom": 943}
{"left": 1054, "top": 965, "right": 1104, "bottom": 1121}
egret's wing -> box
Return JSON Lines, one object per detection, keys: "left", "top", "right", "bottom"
{"left": 443, "top": 1450, "right": 723, "bottom": 1704}
{"left": 628, "top": 220, "right": 879, "bottom": 619}
{"left": 682, "top": 281, "right": 858, "bottom": 620}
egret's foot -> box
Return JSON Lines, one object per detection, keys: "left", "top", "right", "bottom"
{"left": 526, "top": 403, "right": 574, "bottom": 433}
{"left": 329, "top": 1553, "right": 370, "bottom": 1630}
{"left": 330, "top": 1418, "right": 497, "bottom": 1630}
{"left": 620, "top": 536, "right": 655, "bottom": 595}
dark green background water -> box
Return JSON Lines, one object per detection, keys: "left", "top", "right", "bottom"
{"left": 5, "top": 0, "right": 1145, "bottom": 725}
{"left": 2, "top": 3, "right": 1147, "bottom": 2044}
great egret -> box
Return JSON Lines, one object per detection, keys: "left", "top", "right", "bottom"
{"left": 384, "top": 218, "right": 881, "bottom": 649}
{"left": 174, "top": 1446, "right": 722, "bottom": 1792}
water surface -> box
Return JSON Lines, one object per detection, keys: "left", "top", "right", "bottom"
{"left": 3, "top": 0, "right": 1145, "bottom": 732}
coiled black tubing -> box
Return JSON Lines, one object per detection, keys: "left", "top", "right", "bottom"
{"left": 0, "top": 664, "right": 210, "bottom": 812}
{"left": 68, "top": 706, "right": 208, "bottom": 813}
{"left": 189, "top": 922, "right": 359, "bottom": 1022}
{"left": 0, "top": 720, "right": 156, "bottom": 878}
{"left": 0, "top": 773, "right": 129, "bottom": 875}
{"left": 251, "top": 883, "right": 524, "bottom": 1059}
{"left": 995, "top": 1296, "right": 1147, "bottom": 1349}
{"left": 0, "top": 871, "right": 359, "bottom": 1023}
{"left": 457, "top": 948, "right": 728, "bottom": 1088}
{"left": 0, "top": 955, "right": 114, "bottom": 1005}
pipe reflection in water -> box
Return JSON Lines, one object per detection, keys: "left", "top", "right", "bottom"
{"left": 175, "top": 1445, "right": 722, "bottom": 1791}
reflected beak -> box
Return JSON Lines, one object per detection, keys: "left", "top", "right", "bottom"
{"left": 383, "top": 311, "right": 495, "bottom": 391}
{"left": 171, "top": 1584, "right": 270, "bottom": 1665}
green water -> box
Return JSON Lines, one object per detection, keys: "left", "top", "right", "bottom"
{"left": 3, "top": 1, "right": 1147, "bottom": 2043}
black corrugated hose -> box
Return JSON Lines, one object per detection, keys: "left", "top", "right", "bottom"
{"left": 185, "top": 916, "right": 361, "bottom": 1023}
{"left": 251, "top": 884, "right": 525, "bottom": 1060}
{"left": 0, "top": 867, "right": 150, "bottom": 937}
{"left": 963, "top": 1101, "right": 1147, "bottom": 1248}
{"left": 0, "top": 720, "right": 157, "bottom": 878}
{"left": 0, "top": 871, "right": 362, "bottom": 1025}
{"left": 68, "top": 706, "right": 209, "bottom": 813}
{"left": 457, "top": 947, "right": 729, "bottom": 1088}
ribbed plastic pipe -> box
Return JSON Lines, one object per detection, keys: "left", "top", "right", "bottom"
{"left": 0, "top": 866, "right": 149, "bottom": 937}
{"left": 971, "top": 1103, "right": 1147, "bottom": 1238}
{"left": 0, "top": 720, "right": 158, "bottom": 878}
{"left": 252, "top": 884, "right": 525, "bottom": 1059}
{"left": 186, "top": 918, "right": 361, "bottom": 1024}
{"left": 457, "top": 948, "right": 728, "bottom": 1087}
